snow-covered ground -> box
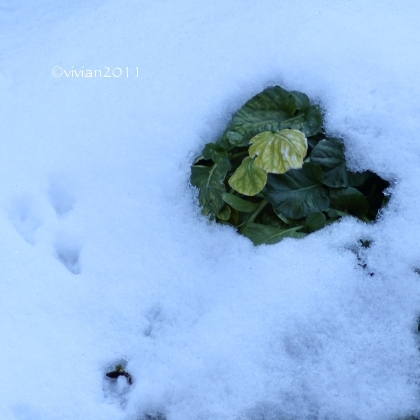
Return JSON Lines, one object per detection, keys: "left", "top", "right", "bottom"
{"left": 1, "top": 1, "right": 420, "bottom": 419}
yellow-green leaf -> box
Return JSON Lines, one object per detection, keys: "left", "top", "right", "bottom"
{"left": 228, "top": 157, "right": 267, "bottom": 196}
{"left": 248, "top": 129, "right": 308, "bottom": 174}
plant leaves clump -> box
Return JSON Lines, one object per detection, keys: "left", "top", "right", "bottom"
{"left": 190, "top": 85, "right": 390, "bottom": 245}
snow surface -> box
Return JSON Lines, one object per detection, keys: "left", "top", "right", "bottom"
{"left": 1, "top": 1, "right": 420, "bottom": 419}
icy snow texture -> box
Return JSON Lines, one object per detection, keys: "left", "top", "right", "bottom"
{"left": 0, "top": 1, "right": 420, "bottom": 419}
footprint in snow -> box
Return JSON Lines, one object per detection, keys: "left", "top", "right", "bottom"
{"left": 8, "top": 193, "right": 42, "bottom": 245}
{"left": 47, "top": 174, "right": 82, "bottom": 275}
{"left": 7, "top": 175, "right": 83, "bottom": 275}
{"left": 54, "top": 232, "right": 82, "bottom": 275}
{"left": 47, "top": 176, "right": 76, "bottom": 217}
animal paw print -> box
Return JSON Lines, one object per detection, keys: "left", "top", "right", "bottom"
{"left": 47, "top": 177, "right": 76, "bottom": 217}
{"left": 7, "top": 193, "right": 42, "bottom": 245}
{"left": 48, "top": 175, "right": 82, "bottom": 274}
{"left": 54, "top": 232, "right": 81, "bottom": 275}
{"left": 8, "top": 175, "right": 82, "bottom": 275}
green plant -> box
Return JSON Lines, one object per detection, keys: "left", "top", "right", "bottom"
{"left": 190, "top": 86, "right": 390, "bottom": 245}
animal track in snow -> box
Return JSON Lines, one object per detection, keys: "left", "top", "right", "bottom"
{"left": 143, "top": 303, "right": 165, "bottom": 337}
{"left": 7, "top": 175, "right": 82, "bottom": 274}
{"left": 103, "top": 359, "right": 132, "bottom": 408}
{"left": 8, "top": 194, "right": 42, "bottom": 245}
{"left": 54, "top": 233, "right": 81, "bottom": 275}
{"left": 47, "top": 176, "right": 76, "bottom": 217}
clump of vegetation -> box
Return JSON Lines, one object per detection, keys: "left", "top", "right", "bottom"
{"left": 190, "top": 86, "right": 390, "bottom": 245}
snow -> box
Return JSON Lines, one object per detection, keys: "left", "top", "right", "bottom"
{"left": 1, "top": 0, "right": 420, "bottom": 419}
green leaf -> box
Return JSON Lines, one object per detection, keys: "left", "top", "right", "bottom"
{"left": 290, "top": 90, "right": 311, "bottom": 110}
{"left": 274, "top": 210, "right": 294, "bottom": 225}
{"left": 310, "top": 138, "right": 369, "bottom": 187}
{"left": 284, "top": 92, "right": 322, "bottom": 137}
{"left": 244, "top": 86, "right": 297, "bottom": 114}
{"left": 222, "top": 86, "right": 323, "bottom": 147}
{"left": 348, "top": 171, "right": 371, "bottom": 187}
{"left": 307, "top": 132, "right": 325, "bottom": 149}
{"left": 226, "top": 131, "right": 244, "bottom": 146}
{"left": 260, "top": 212, "right": 285, "bottom": 229}
{"left": 229, "top": 207, "right": 239, "bottom": 226}
{"left": 249, "top": 129, "right": 307, "bottom": 174}
{"left": 329, "top": 187, "right": 369, "bottom": 217}
{"left": 190, "top": 165, "right": 211, "bottom": 189}
{"left": 299, "top": 105, "right": 323, "bottom": 137}
{"left": 223, "top": 86, "right": 298, "bottom": 147}
{"left": 190, "top": 157, "right": 231, "bottom": 216}
{"left": 328, "top": 208, "right": 338, "bottom": 219}
{"left": 217, "top": 204, "right": 231, "bottom": 221}
{"left": 222, "top": 193, "right": 259, "bottom": 213}
{"left": 310, "top": 138, "right": 347, "bottom": 186}
{"left": 202, "top": 143, "right": 228, "bottom": 163}
{"left": 305, "top": 212, "right": 327, "bottom": 231}
{"left": 228, "top": 156, "right": 267, "bottom": 196}
{"left": 263, "top": 162, "right": 330, "bottom": 219}
{"left": 227, "top": 109, "right": 293, "bottom": 147}
{"left": 241, "top": 223, "right": 306, "bottom": 245}
{"left": 215, "top": 135, "right": 231, "bottom": 150}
